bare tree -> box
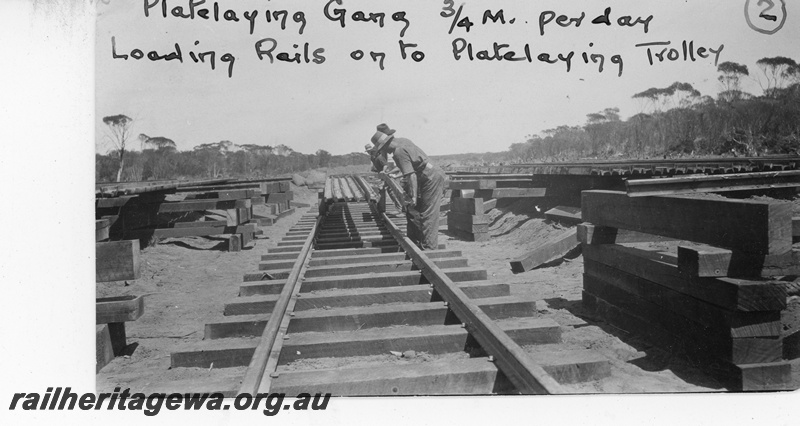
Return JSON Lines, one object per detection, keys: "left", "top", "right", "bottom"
{"left": 138, "top": 134, "right": 177, "bottom": 151}
{"left": 633, "top": 82, "right": 701, "bottom": 112}
{"left": 102, "top": 114, "right": 133, "bottom": 182}
{"left": 717, "top": 61, "right": 750, "bottom": 102}
{"left": 193, "top": 142, "right": 229, "bottom": 177}
{"left": 138, "top": 134, "right": 178, "bottom": 180}
{"left": 585, "top": 107, "right": 622, "bottom": 156}
{"left": 756, "top": 56, "right": 798, "bottom": 97}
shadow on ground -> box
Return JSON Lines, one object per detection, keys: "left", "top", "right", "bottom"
{"left": 545, "top": 296, "right": 728, "bottom": 391}
{"left": 510, "top": 246, "right": 583, "bottom": 274}
{"left": 156, "top": 236, "right": 251, "bottom": 252}
{"left": 120, "top": 342, "right": 139, "bottom": 357}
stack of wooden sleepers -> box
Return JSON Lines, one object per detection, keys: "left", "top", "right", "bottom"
{"left": 579, "top": 189, "right": 799, "bottom": 391}
{"left": 261, "top": 180, "right": 294, "bottom": 221}
{"left": 97, "top": 185, "right": 256, "bottom": 252}
{"left": 96, "top": 177, "right": 296, "bottom": 252}
{"left": 96, "top": 189, "right": 144, "bottom": 375}
{"left": 447, "top": 177, "right": 546, "bottom": 242}
{"left": 95, "top": 219, "right": 146, "bottom": 373}
{"left": 446, "top": 197, "right": 496, "bottom": 242}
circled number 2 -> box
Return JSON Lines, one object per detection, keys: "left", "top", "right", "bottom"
{"left": 744, "top": 0, "right": 787, "bottom": 34}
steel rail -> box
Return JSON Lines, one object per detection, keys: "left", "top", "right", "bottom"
{"left": 331, "top": 177, "right": 345, "bottom": 201}
{"left": 323, "top": 177, "right": 333, "bottom": 201}
{"left": 238, "top": 214, "right": 320, "bottom": 395}
{"left": 339, "top": 176, "right": 355, "bottom": 201}
{"left": 625, "top": 170, "right": 800, "bottom": 197}
{"left": 376, "top": 205, "right": 563, "bottom": 394}
{"left": 377, "top": 173, "right": 410, "bottom": 206}
{"left": 512, "top": 155, "right": 800, "bottom": 167}
{"left": 445, "top": 156, "right": 800, "bottom": 175}
{"left": 446, "top": 173, "right": 537, "bottom": 179}
{"left": 345, "top": 176, "right": 364, "bottom": 201}
{"left": 232, "top": 176, "right": 293, "bottom": 183}
{"left": 352, "top": 175, "right": 377, "bottom": 201}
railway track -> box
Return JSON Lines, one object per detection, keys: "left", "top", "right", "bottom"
{"left": 168, "top": 197, "right": 611, "bottom": 395}
{"left": 447, "top": 155, "right": 800, "bottom": 176}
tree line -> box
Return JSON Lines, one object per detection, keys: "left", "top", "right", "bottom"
{"left": 438, "top": 56, "right": 800, "bottom": 166}
{"left": 95, "top": 133, "right": 370, "bottom": 182}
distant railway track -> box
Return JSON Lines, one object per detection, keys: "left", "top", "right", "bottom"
{"left": 446, "top": 155, "right": 800, "bottom": 176}
{"left": 168, "top": 186, "right": 611, "bottom": 395}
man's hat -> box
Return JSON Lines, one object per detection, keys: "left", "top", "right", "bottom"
{"left": 370, "top": 131, "right": 392, "bottom": 153}
{"left": 376, "top": 123, "right": 396, "bottom": 136}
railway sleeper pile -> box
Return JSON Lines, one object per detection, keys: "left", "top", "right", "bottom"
{"left": 447, "top": 177, "right": 550, "bottom": 242}
{"left": 258, "top": 180, "right": 295, "bottom": 224}
{"left": 579, "top": 190, "right": 799, "bottom": 391}
{"left": 96, "top": 191, "right": 256, "bottom": 252}
{"left": 166, "top": 201, "right": 613, "bottom": 395}
{"left": 446, "top": 161, "right": 799, "bottom": 249}
{"left": 95, "top": 231, "right": 146, "bottom": 373}
{"left": 96, "top": 177, "right": 296, "bottom": 252}
{"left": 445, "top": 168, "right": 641, "bottom": 243}
{"left": 446, "top": 197, "right": 497, "bottom": 242}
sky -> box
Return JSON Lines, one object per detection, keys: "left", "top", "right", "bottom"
{"left": 1, "top": 1, "right": 799, "bottom": 424}
{"left": 95, "top": 0, "right": 800, "bottom": 156}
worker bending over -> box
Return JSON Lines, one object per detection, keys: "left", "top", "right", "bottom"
{"left": 364, "top": 143, "right": 403, "bottom": 212}
{"left": 370, "top": 123, "right": 447, "bottom": 250}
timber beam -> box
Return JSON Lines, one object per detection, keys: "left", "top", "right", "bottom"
{"left": 270, "top": 350, "right": 609, "bottom": 395}
{"left": 582, "top": 244, "right": 786, "bottom": 312}
{"left": 224, "top": 281, "right": 509, "bottom": 316}
{"left": 581, "top": 190, "right": 792, "bottom": 255}
{"left": 278, "top": 317, "right": 561, "bottom": 364}
{"left": 207, "top": 296, "right": 544, "bottom": 339}
{"left": 255, "top": 257, "right": 471, "bottom": 278}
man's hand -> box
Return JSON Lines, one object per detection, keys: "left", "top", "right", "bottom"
{"left": 401, "top": 192, "right": 415, "bottom": 210}
{"left": 385, "top": 166, "right": 402, "bottom": 179}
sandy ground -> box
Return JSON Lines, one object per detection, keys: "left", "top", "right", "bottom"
{"left": 442, "top": 199, "right": 722, "bottom": 393}
{"left": 96, "top": 185, "right": 321, "bottom": 393}
{"left": 97, "top": 186, "right": 799, "bottom": 394}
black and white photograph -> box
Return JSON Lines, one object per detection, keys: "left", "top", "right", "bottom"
{"left": 3, "top": 0, "right": 800, "bottom": 423}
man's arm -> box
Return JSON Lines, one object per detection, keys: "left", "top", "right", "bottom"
{"left": 405, "top": 173, "right": 418, "bottom": 206}
{"left": 393, "top": 148, "right": 418, "bottom": 205}
{"left": 386, "top": 165, "right": 402, "bottom": 178}
{"left": 370, "top": 153, "right": 387, "bottom": 173}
